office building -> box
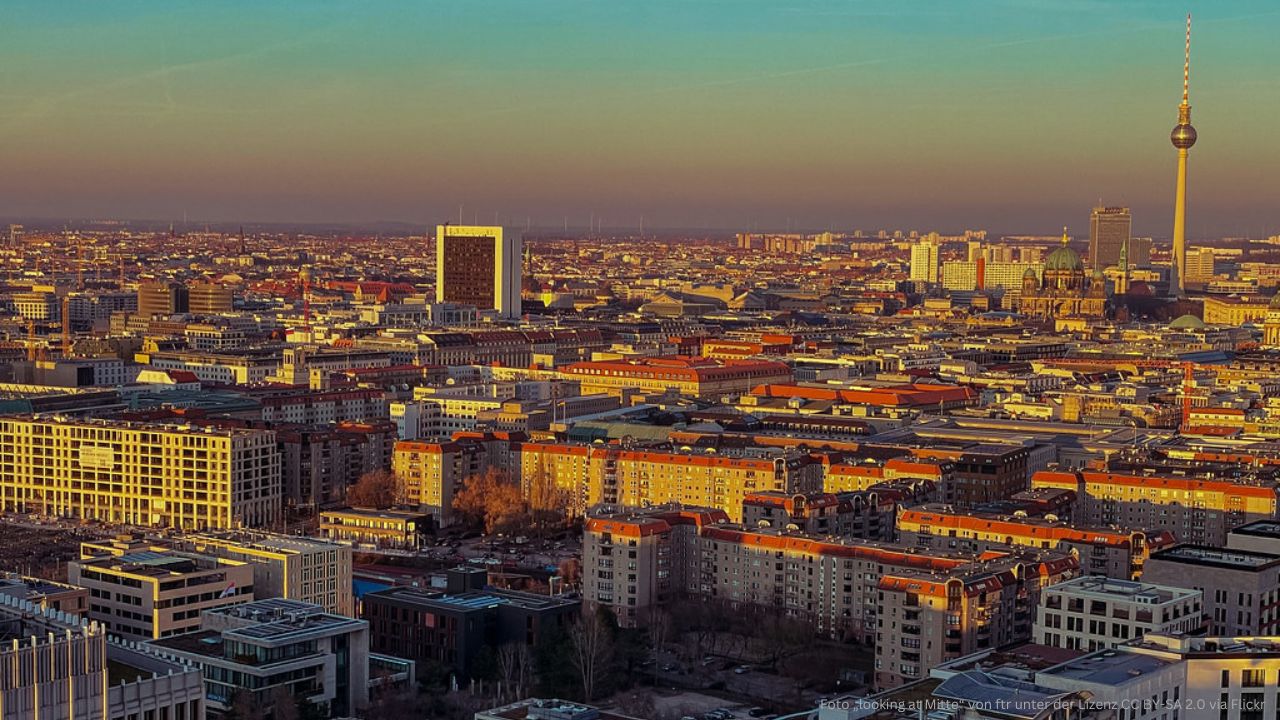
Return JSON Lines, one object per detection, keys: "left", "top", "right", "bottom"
{"left": 136, "top": 281, "right": 189, "bottom": 317}
{"left": 560, "top": 355, "right": 792, "bottom": 398}
{"left": 153, "top": 598, "right": 373, "bottom": 719}
{"left": 0, "top": 593, "right": 204, "bottom": 720}
{"left": 909, "top": 237, "right": 940, "bottom": 284}
{"left": 1034, "top": 576, "right": 1203, "bottom": 652}
{"left": 0, "top": 417, "right": 282, "bottom": 530}
{"left": 435, "top": 224, "right": 522, "bottom": 319}
{"left": 1087, "top": 206, "right": 1131, "bottom": 270}
{"left": 0, "top": 573, "right": 89, "bottom": 617}
{"left": 187, "top": 281, "right": 234, "bottom": 314}
{"left": 1185, "top": 246, "right": 1216, "bottom": 280}
{"left": 362, "top": 568, "right": 580, "bottom": 682}
{"left": 172, "top": 531, "right": 354, "bottom": 616}
{"left": 70, "top": 539, "right": 256, "bottom": 640}
{"left": 0, "top": 417, "right": 284, "bottom": 527}
{"left": 319, "top": 507, "right": 433, "bottom": 550}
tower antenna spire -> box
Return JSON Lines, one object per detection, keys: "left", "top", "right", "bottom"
{"left": 1182, "top": 13, "right": 1191, "bottom": 107}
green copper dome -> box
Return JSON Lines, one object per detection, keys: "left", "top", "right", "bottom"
{"left": 1169, "top": 314, "right": 1206, "bottom": 330}
{"left": 1043, "top": 245, "right": 1084, "bottom": 273}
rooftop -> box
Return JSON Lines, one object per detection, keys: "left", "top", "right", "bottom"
{"left": 1039, "top": 648, "right": 1173, "bottom": 687}
{"left": 1045, "top": 575, "right": 1199, "bottom": 604}
{"left": 1147, "top": 544, "right": 1280, "bottom": 570}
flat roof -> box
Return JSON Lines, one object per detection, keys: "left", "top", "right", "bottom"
{"left": 1148, "top": 544, "right": 1280, "bottom": 570}
{"left": 1045, "top": 575, "right": 1198, "bottom": 603}
{"left": 1040, "top": 649, "right": 1173, "bottom": 687}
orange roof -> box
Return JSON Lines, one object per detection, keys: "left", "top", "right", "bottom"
{"left": 1034, "top": 470, "right": 1280, "bottom": 501}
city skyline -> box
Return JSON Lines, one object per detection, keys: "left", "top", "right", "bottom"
{"left": 1, "top": 1, "right": 1278, "bottom": 236}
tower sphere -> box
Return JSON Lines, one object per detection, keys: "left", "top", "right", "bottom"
{"left": 1171, "top": 123, "right": 1197, "bottom": 149}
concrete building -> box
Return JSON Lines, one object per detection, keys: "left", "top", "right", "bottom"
{"left": 1088, "top": 206, "right": 1131, "bottom": 270}
{"left": 1142, "top": 544, "right": 1280, "bottom": 636}
{"left": 0, "top": 572, "right": 89, "bottom": 617}
{"left": 153, "top": 598, "right": 372, "bottom": 719}
{"left": 136, "top": 281, "right": 188, "bottom": 317}
{"left": 69, "top": 540, "right": 256, "bottom": 640}
{"left": 187, "top": 281, "right": 234, "bottom": 314}
{"left": 583, "top": 507, "right": 1078, "bottom": 679}
{"left": 0, "top": 417, "right": 282, "bottom": 530}
{"left": 319, "top": 507, "right": 433, "bottom": 550}
{"left": 362, "top": 568, "right": 580, "bottom": 682}
{"left": 909, "top": 237, "right": 940, "bottom": 284}
{"left": 0, "top": 593, "right": 204, "bottom": 720}
{"left": 172, "top": 531, "right": 354, "bottom": 616}
{"left": 436, "top": 224, "right": 522, "bottom": 320}
{"left": 1032, "top": 469, "right": 1280, "bottom": 547}
{"left": 1036, "top": 634, "right": 1280, "bottom": 720}
{"left": 1034, "top": 575, "right": 1203, "bottom": 652}
{"left": 896, "top": 504, "right": 1175, "bottom": 580}
{"left": 560, "top": 355, "right": 792, "bottom": 398}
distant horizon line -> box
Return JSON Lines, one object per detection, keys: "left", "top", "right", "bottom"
{"left": 2, "top": 214, "right": 1272, "bottom": 244}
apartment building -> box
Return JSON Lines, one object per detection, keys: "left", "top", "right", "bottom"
{"left": 741, "top": 490, "right": 896, "bottom": 539}
{"left": 874, "top": 557, "right": 1077, "bottom": 689}
{"left": 1142, "top": 545, "right": 1280, "bottom": 636}
{"left": 172, "top": 531, "right": 354, "bottom": 616}
{"left": 0, "top": 417, "right": 282, "bottom": 530}
{"left": 140, "top": 349, "right": 281, "bottom": 385}
{"left": 1034, "top": 576, "right": 1203, "bottom": 652}
{"left": 897, "top": 504, "right": 1176, "bottom": 580}
{"left": 69, "top": 543, "right": 255, "bottom": 640}
{"left": 583, "top": 506, "right": 1077, "bottom": 669}
{"left": 153, "top": 598, "right": 373, "bottom": 719}
{"left": 583, "top": 509, "right": 728, "bottom": 627}
{"left": 1032, "top": 469, "right": 1280, "bottom": 546}
{"left": 0, "top": 594, "right": 204, "bottom": 720}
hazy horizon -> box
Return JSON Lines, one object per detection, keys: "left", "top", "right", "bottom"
{"left": 2, "top": 0, "right": 1278, "bottom": 238}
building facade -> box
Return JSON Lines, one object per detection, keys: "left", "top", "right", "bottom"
{"left": 435, "top": 224, "right": 522, "bottom": 320}
{"left": 0, "top": 418, "right": 282, "bottom": 530}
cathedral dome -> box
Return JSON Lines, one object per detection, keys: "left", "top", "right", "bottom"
{"left": 1169, "top": 314, "right": 1206, "bottom": 330}
{"left": 1269, "top": 292, "right": 1280, "bottom": 309}
{"left": 1044, "top": 245, "right": 1084, "bottom": 273}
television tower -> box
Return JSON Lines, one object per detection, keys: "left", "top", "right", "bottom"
{"left": 1169, "top": 13, "right": 1196, "bottom": 297}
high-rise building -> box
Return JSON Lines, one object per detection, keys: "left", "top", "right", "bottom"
{"left": 187, "top": 281, "right": 233, "bottom": 314}
{"left": 1088, "top": 206, "right": 1132, "bottom": 270}
{"left": 909, "top": 237, "right": 940, "bottom": 283}
{"left": 136, "top": 281, "right": 189, "bottom": 317}
{"left": 1185, "top": 246, "right": 1216, "bottom": 279}
{"left": 435, "top": 224, "right": 521, "bottom": 319}
{"left": 1170, "top": 14, "right": 1197, "bottom": 295}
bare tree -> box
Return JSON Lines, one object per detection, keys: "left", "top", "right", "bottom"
{"left": 497, "top": 642, "right": 533, "bottom": 703}
{"left": 568, "top": 611, "right": 614, "bottom": 702}
{"left": 646, "top": 607, "right": 672, "bottom": 652}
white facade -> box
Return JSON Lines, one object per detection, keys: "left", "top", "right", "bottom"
{"left": 435, "top": 224, "right": 522, "bottom": 320}
{"left": 1035, "top": 576, "right": 1203, "bottom": 652}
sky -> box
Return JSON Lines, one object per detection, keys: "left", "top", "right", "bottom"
{"left": 0, "top": 0, "right": 1277, "bottom": 237}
